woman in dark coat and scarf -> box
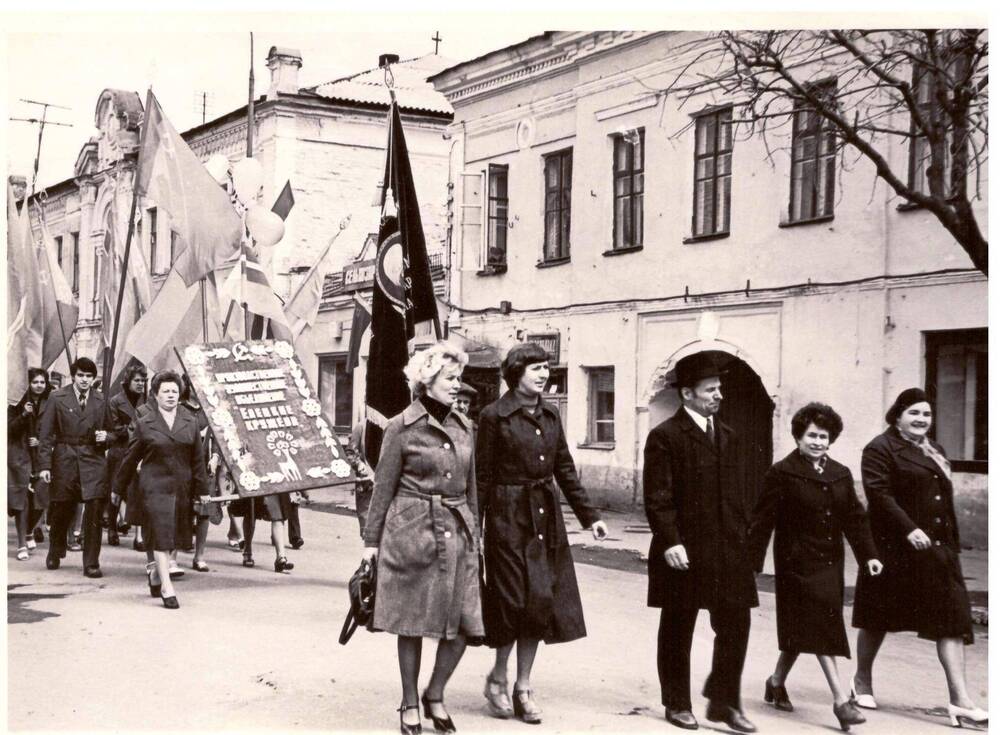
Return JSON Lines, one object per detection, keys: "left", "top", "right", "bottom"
{"left": 105, "top": 364, "right": 147, "bottom": 546}
{"left": 851, "top": 388, "right": 986, "bottom": 728}
{"left": 749, "top": 403, "right": 882, "bottom": 731}
{"left": 477, "top": 343, "right": 608, "bottom": 724}
{"left": 113, "top": 371, "right": 209, "bottom": 609}
{"left": 362, "top": 341, "right": 482, "bottom": 735}
{"left": 8, "top": 368, "right": 52, "bottom": 559}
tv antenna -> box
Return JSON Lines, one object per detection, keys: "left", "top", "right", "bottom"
{"left": 9, "top": 98, "right": 73, "bottom": 194}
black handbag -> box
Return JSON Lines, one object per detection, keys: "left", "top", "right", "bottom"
{"left": 339, "top": 557, "right": 377, "bottom": 645}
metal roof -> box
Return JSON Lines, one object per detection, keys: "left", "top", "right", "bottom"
{"left": 308, "top": 54, "right": 455, "bottom": 115}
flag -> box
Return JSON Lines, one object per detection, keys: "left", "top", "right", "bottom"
{"left": 36, "top": 217, "right": 79, "bottom": 372}
{"left": 136, "top": 90, "right": 242, "bottom": 287}
{"left": 218, "top": 242, "right": 289, "bottom": 328}
{"left": 278, "top": 218, "right": 350, "bottom": 342}
{"left": 271, "top": 180, "right": 295, "bottom": 221}
{"left": 347, "top": 294, "right": 371, "bottom": 372}
{"left": 364, "top": 100, "right": 439, "bottom": 466}
{"left": 7, "top": 185, "right": 40, "bottom": 401}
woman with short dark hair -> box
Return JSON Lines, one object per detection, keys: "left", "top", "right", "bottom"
{"left": 105, "top": 364, "right": 147, "bottom": 547}
{"left": 750, "top": 402, "right": 882, "bottom": 731}
{"left": 851, "top": 389, "right": 986, "bottom": 727}
{"left": 477, "top": 342, "right": 608, "bottom": 724}
{"left": 8, "top": 368, "right": 52, "bottom": 560}
{"left": 114, "top": 370, "right": 209, "bottom": 609}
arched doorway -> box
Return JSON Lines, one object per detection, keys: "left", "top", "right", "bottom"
{"left": 647, "top": 350, "right": 774, "bottom": 504}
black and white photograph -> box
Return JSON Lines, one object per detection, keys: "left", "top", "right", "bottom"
{"left": 3, "top": 10, "right": 989, "bottom": 733}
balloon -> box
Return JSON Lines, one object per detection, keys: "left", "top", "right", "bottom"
{"left": 204, "top": 154, "right": 231, "bottom": 185}
{"left": 245, "top": 204, "right": 285, "bottom": 248}
{"left": 232, "top": 157, "right": 264, "bottom": 204}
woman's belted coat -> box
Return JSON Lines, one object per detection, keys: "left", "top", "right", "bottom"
{"left": 476, "top": 391, "right": 601, "bottom": 647}
{"left": 363, "top": 400, "right": 483, "bottom": 640}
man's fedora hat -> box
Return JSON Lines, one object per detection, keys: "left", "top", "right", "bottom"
{"left": 670, "top": 352, "right": 728, "bottom": 389}
{"left": 457, "top": 382, "right": 478, "bottom": 398}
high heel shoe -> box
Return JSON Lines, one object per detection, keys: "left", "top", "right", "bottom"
{"left": 242, "top": 553, "right": 255, "bottom": 567}
{"left": 483, "top": 673, "right": 513, "bottom": 719}
{"left": 421, "top": 691, "right": 456, "bottom": 733}
{"left": 849, "top": 680, "right": 877, "bottom": 710}
{"left": 133, "top": 537, "right": 145, "bottom": 552}
{"left": 146, "top": 563, "right": 161, "bottom": 598}
{"left": 274, "top": 556, "right": 294, "bottom": 573}
{"left": 833, "top": 701, "right": 866, "bottom": 731}
{"left": 512, "top": 688, "right": 542, "bottom": 725}
{"left": 764, "top": 677, "right": 793, "bottom": 711}
{"left": 397, "top": 704, "right": 422, "bottom": 735}
{"left": 160, "top": 592, "right": 179, "bottom": 610}
{"left": 948, "top": 704, "right": 988, "bottom": 728}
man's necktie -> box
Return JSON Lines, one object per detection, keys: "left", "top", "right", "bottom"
{"left": 79, "top": 393, "right": 87, "bottom": 412}
{"left": 706, "top": 417, "right": 716, "bottom": 446}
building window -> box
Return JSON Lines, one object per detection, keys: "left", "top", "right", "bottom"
{"left": 925, "top": 329, "right": 986, "bottom": 472}
{"left": 908, "top": 63, "right": 956, "bottom": 198}
{"left": 692, "top": 107, "right": 733, "bottom": 237}
{"left": 93, "top": 234, "right": 103, "bottom": 303}
{"left": 789, "top": 80, "right": 837, "bottom": 223}
{"left": 586, "top": 367, "right": 615, "bottom": 444}
{"left": 543, "top": 149, "right": 572, "bottom": 262}
{"left": 318, "top": 354, "right": 353, "bottom": 432}
{"left": 486, "top": 164, "right": 508, "bottom": 269}
{"left": 55, "top": 235, "right": 64, "bottom": 270}
{"left": 546, "top": 366, "right": 568, "bottom": 430}
{"left": 613, "top": 129, "right": 644, "bottom": 250}
{"left": 71, "top": 232, "right": 80, "bottom": 295}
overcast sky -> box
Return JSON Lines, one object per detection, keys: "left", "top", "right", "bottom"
{"left": 3, "top": 17, "right": 533, "bottom": 190}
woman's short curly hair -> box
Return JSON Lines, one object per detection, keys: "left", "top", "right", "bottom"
{"left": 790, "top": 402, "right": 844, "bottom": 443}
{"left": 121, "top": 363, "right": 148, "bottom": 389}
{"left": 403, "top": 341, "right": 468, "bottom": 396}
{"left": 150, "top": 370, "right": 183, "bottom": 397}
{"left": 501, "top": 342, "right": 549, "bottom": 390}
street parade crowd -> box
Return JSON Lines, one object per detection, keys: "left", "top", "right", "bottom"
{"left": 7, "top": 343, "right": 989, "bottom": 733}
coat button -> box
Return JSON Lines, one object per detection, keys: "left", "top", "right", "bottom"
{"left": 538, "top": 534, "right": 544, "bottom": 540}
{"left": 444, "top": 531, "right": 452, "bottom": 539}
{"left": 934, "top": 517, "right": 942, "bottom": 524}
{"left": 445, "top": 472, "right": 452, "bottom": 479}
{"left": 535, "top": 429, "right": 541, "bottom": 436}
{"left": 935, "top": 495, "right": 941, "bottom": 501}
{"left": 539, "top": 508, "right": 545, "bottom": 515}
{"left": 826, "top": 510, "right": 832, "bottom": 516}
{"left": 539, "top": 455, "right": 545, "bottom": 461}
{"left": 934, "top": 540, "right": 942, "bottom": 546}
{"left": 443, "top": 443, "right": 450, "bottom": 450}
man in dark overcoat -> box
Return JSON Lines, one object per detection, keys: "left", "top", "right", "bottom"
{"left": 38, "top": 357, "right": 110, "bottom": 577}
{"left": 643, "top": 352, "right": 759, "bottom": 732}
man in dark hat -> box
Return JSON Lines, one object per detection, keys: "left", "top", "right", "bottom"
{"left": 454, "top": 382, "right": 478, "bottom": 418}
{"left": 643, "top": 352, "right": 759, "bottom": 732}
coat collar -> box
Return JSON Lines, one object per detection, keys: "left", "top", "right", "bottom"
{"left": 146, "top": 404, "right": 193, "bottom": 439}
{"left": 401, "top": 399, "right": 471, "bottom": 433}
{"left": 775, "top": 450, "right": 851, "bottom": 482}
{"left": 883, "top": 426, "right": 946, "bottom": 475}
{"left": 496, "top": 389, "right": 559, "bottom": 420}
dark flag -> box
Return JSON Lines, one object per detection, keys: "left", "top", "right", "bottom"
{"left": 364, "top": 99, "right": 439, "bottom": 466}
{"left": 271, "top": 180, "right": 295, "bottom": 221}
{"left": 347, "top": 295, "right": 372, "bottom": 373}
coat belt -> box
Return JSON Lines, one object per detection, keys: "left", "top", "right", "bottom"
{"left": 396, "top": 488, "right": 476, "bottom": 570}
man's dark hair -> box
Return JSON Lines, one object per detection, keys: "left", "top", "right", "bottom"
{"left": 70, "top": 357, "right": 98, "bottom": 377}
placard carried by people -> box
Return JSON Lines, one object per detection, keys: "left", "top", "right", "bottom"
{"left": 177, "top": 339, "right": 356, "bottom": 497}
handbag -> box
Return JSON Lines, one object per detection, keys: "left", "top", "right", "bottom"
{"left": 339, "top": 557, "right": 377, "bottom": 645}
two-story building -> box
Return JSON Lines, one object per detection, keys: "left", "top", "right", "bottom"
{"left": 431, "top": 31, "right": 988, "bottom": 546}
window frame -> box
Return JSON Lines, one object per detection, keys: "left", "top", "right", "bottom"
{"left": 542, "top": 148, "right": 573, "bottom": 263}
{"left": 690, "top": 106, "right": 733, "bottom": 239}
{"left": 485, "top": 163, "right": 509, "bottom": 270}
{"left": 55, "top": 235, "right": 64, "bottom": 270}
{"left": 317, "top": 352, "right": 354, "bottom": 433}
{"left": 924, "top": 328, "right": 987, "bottom": 473}
{"left": 71, "top": 232, "right": 80, "bottom": 296}
{"left": 907, "top": 57, "right": 958, "bottom": 199}
{"left": 788, "top": 80, "right": 838, "bottom": 224}
{"left": 583, "top": 366, "right": 615, "bottom": 447}
{"left": 612, "top": 129, "right": 645, "bottom": 251}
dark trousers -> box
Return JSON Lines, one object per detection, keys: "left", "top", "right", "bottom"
{"left": 287, "top": 502, "right": 302, "bottom": 543}
{"left": 657, "top": 604, "right": 751, "bottom": 711}
{"left": 47, "top": 500, "right": 75, "bottom": 560}
{"left": 82, "top": 497, "right": 106, "bottom": 569}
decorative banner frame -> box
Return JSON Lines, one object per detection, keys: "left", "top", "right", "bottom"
{"left": 177, "top": 339, "right": 356, "bottom": 497}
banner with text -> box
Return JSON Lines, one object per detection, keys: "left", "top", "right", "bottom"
{"left": 177, "top": 339, "right": 356, "bottom": 497}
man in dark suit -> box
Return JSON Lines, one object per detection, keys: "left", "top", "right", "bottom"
{"left": 643, "top": 352, "right": 759, "bottom": 732}
{"left": 38, "top": 357, "right": 109, "bottom": 578}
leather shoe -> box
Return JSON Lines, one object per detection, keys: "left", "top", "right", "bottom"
{"left": 83, "top": 566, "right": 103, "bottom": 579}
{"left": 46, "top": 554, "right": 60, "bottom": 570}
{"left": 665, "top": 706, "right": 699, "bottom": 729}
{"left": 289, "top": 538, "right": 304, "bottom": 549}
{"left": 706, "top": 702, "right": 756, "bottom": 733}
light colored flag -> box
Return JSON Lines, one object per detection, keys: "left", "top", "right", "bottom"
{"left": 7, "top": 185, "right": 41, "bottom": 401}
{"left": 136, "top": 90, "right": 242, "bottom": 287}
{"left": 218, "top": 242, "right": 289, "bottom": 328}
{"left": 279, "top": 216, "right": 351, "bottom": 343}
{"left": 36, "top": 216, "right": 80, "bottom": 371}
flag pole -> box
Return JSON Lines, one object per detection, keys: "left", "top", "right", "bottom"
{"left": 31, "top": 200, "right": 75, "bottom": 369}
{"left": 105, "top": 88, "right": 152, "bottom": 393}
{"left": 243, "top": 31, "right": 255, "bottom": 340}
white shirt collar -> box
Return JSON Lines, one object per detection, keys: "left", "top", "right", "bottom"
{"left": 684, "top": 405, "right": 710, "bottom": 432}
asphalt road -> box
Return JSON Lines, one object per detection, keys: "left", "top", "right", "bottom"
{"left": 6, "top": 508, "right": 988, "bottom": 733}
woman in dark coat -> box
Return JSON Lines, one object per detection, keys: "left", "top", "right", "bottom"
{"left": 750, "top": 403, "right": 881, "bottom": 730}
{"left": 113, "top": 370, "right": 208, "bottom": 609}
{"left": 477, "top": 343, "right": 608, "bottom": 724}
{"left": 851, "top": 389, "right": 986, "bottom": 727}
{"left": 362, "top": 341, "right": 482, "bottom": 735}
{"left": 104, "top": 364, "right": 147, "bottom": 547}
{"left": 8, "top": 368, "right": 52, "bottom": 559}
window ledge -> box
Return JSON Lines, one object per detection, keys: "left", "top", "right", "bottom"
{"left": 683, "top": 231, "right": 730, "bottom": 244}
{"left": 778, "top": 214, "right": 835, "bottom": 229}
{"left": 577, "top": 442, "right": 616, "bottom": 451}
{"left": 536, "top": 257, "right": 571, "bottom": 269}
{"left": 602, "top": 245, "right": 643, "bottom": 257}
{"left": 896, "top": 201, "right": 925, "bottom": 212}
{"left": 476, "top": 265, "right": 507, "bottom": 277}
